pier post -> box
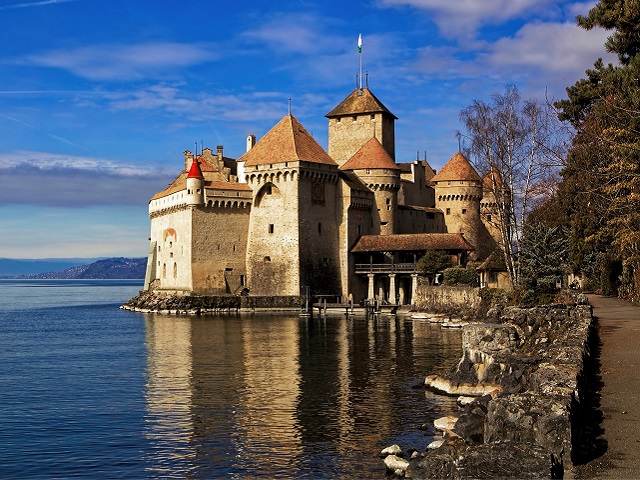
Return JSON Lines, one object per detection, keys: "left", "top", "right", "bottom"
{"left": 389, "top": 274, "right": 397, "bottom": 305}
{"left": 367, "top": 273, "right": 375, "bottom": 300}
{"left": 411, "top": 273, "right": 419, "bottom": 305}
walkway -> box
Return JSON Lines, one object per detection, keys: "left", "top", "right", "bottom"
{"left": 575, "top": 295, "right": 640, "bottom": 479}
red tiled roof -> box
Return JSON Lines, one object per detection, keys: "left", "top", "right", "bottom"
{"left": 187, "top": 159, "right": 204, "bottom": 179}
{"left": 205, "top": 181, "right": 252, "bottom": 191}
{"left": 431, "top": 152, "right": 482, "bottom": 183}
{"left": 326, "top": 87, "right": 398, "bottom": 119}
{"left": 239, "top": 115, "right": 337, "bottom": 167}
{"left": 340, "top": 137, "right": 400, "bottom": 171}
{"left": 351, "top": 233, "right": 474, "bottom": 253}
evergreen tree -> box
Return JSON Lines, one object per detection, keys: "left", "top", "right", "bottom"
{"left": 555, "top": 0, "right": 640, "bottom": 298}
{"left": 519, "top": 223, "right": 569, "bottom": 296}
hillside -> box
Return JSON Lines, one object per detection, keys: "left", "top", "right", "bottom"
{"left": 0, "top": 258, "right": 99, "bottom": 277}
{"left": 18, "top": 257, "right": 147, "bottom": 279}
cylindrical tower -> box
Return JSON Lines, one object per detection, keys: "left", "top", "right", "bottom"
{"left": 431, "top": 152, "right": 484, "bottom": 259}
{"left": 339, "top": 137, "right": 400, "bottom": 235}
{"left": 186, "top": 157, "right": 205, "bottom": 206}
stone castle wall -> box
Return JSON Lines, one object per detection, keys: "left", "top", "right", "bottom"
{"left": 328, "top": 112, "right": 395, "bottom": 166}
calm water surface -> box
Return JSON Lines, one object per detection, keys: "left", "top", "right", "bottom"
{"left": 0, "top": 279, "right": 462, "bottom": 478}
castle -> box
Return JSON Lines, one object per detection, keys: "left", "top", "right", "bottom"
{"left": 143, "top": 86, "right": 499, "bottom": 304}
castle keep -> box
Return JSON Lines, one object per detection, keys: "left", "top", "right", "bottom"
{"left": 144, "top": 87, "right": 498, "bottom": 304}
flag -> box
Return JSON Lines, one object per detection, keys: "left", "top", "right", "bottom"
{"left": 358, "top": 34, "right": 362, "bottom": 53}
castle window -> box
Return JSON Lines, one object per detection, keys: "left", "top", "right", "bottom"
{"left": 233, "top": 244, "right": 236, "bottom": 252}
{"left": 170, "top": 252, "right": 173, "bottom": 258}
{"left": 487, "top": 215, "right": 492, "bottom": 222}
{"left": 386, "top": 198, "right": 391, "bottom": 210}
{"left": 446, "top": 208, "right": 451, "bottom": 215}
{"left": 240, "top": 275, "right": 245, "bottom": 286}
{"left": 264, "top": 256, "right": 271, "bottom": 262}
{"left": 318, "top": 222, "right": 322, "bottom": 235}
{"left": 265, "top": 185, "right": 272, "bottom": 195}
{"left": 370, "top": 114, "right": 375, "bottom": 120}
{"left": 462, "top": 209, "right": 467, "bottom": 214}
{"left": 162, "top": 264, "right": 166, "bottom": 278}
{"left": 169, "top": 241, "right": 173, "bottom": 248}
{"left": 268, "top": 224, "right": 274, "bottom": 234}
{"left": 337, "top": 117, "right": 341, "bottom": 123}
{"left": 357, "top": 225, "right": 363, "bottom": 235}
{"left": 352, "top": 116, "right": 357, "bottom": 122}
{"left": 173, "top": 263, "right": 177, "bottom": 278}
{"left": 366, "top": 169, "right": 371, "bottom": 174}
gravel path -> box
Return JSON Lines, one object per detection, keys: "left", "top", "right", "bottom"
{"left": 574, "top": 295, "right": 640, "bottom": 479}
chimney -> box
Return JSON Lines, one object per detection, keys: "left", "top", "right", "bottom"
{"left": 216, "top": 145, "right": 223, "bottom": 159}
{"left": 246, "top": 134, "right": 256, "bottom": 152}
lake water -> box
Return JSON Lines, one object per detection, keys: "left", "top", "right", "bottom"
{"left": 0, "top": 279, "right": 462, "bottom": 479}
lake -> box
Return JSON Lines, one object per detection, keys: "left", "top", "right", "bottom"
{"left": 0, "top": 279, "right": 462, "bottom": 478}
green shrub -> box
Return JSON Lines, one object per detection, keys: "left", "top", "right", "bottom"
{"left": 442, "top": 266, "right": 479, "bottom": 286}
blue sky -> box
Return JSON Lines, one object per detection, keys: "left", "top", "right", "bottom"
{"left": 0, "top": 0, "right": 616, "bottom": 258}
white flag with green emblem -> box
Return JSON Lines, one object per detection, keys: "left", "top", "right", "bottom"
{"left": 358, "top": 34, "right": 362, "bottom": 53}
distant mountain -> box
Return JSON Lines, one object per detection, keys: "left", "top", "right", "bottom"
{"left": 0, "top": 257, "right": 101, "bottom": 277}
{"left": 12, "top": 257, "right": 147, "bottom": 279}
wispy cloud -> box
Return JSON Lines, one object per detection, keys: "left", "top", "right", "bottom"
{"left": 378, "top": 0, "right": 557, "bottom": 38}
{"left": 25, "top": 42, "right": 219, "bottom": 81}
{"left": 0, "top": 112, "right": 90, "bottom": 152}
{"left": 0, "top": 151, "right": 171, "bottom": 207}
{"left": 0, "top": 0, "right": 76, "bottom": 10}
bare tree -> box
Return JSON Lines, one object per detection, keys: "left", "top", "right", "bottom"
{"left": 460, "top": 85, "right": 567, "bottom": 286}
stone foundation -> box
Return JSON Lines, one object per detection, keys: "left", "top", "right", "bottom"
{"left": 121, "top": 290, "right": 302, "bottom": 314}
{"left": 407, "top": 294, "right": 594, "bottom": 478}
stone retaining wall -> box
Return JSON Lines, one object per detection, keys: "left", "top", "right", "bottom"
{"left": 413, "top": 284, "right": 481, "bottom": 318}
{"left": 121, "top": 290, "right": 302, "bottom": 314}
{"left": 404, "top": 294, "right": 595, "bottom": 478}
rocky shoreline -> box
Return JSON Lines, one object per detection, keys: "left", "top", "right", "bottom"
{"left": 382, "top": 294, "right": 595, "bottom": 478}
{"left": 120, "top": 289, "right": 302, "bottom": 314}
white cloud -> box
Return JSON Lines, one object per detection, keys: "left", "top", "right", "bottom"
{"left": 0, "top": 0, "right": 76, "bottom": 10}
{"left": 0, "top": 151, "right": 172, "bottom": 207}
{"left": 25, "top": 43, "right": 219, "bottom": 81}
{"left": 377, "top": 0, "right": 556, "bottom": 38}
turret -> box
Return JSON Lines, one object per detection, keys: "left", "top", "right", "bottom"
{"left": 341, "top": 137, "right": 400, "bottom": 235}
{"left": 326, "top": 87, "right": 397, "bottom": 167}
{"left": 186, "top": 157, "right": 205, "bottom": 206}
{"left": 431, "top": 152, "right": 484, "bottom": 259}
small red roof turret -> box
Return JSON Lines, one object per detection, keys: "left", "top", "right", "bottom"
{"left": 187, "top": 158, "right": 204, "bottom": 179}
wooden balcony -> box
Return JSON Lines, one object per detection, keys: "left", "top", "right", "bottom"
{"left": 354, "top": 263, "right": 418, "bottom": 274}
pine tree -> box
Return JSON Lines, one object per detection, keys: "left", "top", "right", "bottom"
{"left": 555, "top": 0, "right": 640, "bottom": 297}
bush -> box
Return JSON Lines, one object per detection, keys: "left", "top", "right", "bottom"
{"left": 442, "top": 266, "right": 479, "bottom": 286}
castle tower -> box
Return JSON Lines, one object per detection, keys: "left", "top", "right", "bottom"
{"left": 340, "top": 137, "right": 400, "bottom": 235}
{"left": 186, "top": 158, "right": 205, "bottom": 206}
{"left": 431, "top": 152, "right": 488, "bottom": 260}
{"left": 325, "top": 87, "right": 397, "bottom": 167}
{"left": 238, "top": 114, "right": 341, "bottom": 297}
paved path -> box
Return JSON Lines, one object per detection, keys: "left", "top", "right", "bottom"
{"left": 575, "top": 295, "right": 640, "bottom": 479}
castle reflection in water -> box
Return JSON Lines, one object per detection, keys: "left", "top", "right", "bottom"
{"left": 142, "top": 313, "right": 462, "bottom": 478}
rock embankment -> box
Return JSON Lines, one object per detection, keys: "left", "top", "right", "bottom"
{"left": 121, "top": 290, "right": 303, "bottom": 314}
{"left": 386, "top": 294, "right": 595, "bottom": 478}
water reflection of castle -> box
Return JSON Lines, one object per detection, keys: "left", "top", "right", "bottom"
{"left": 142, "top": 314, "right": 461, "bottom": 476}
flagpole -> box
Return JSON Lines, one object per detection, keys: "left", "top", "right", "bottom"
{"left": 358, "top": 33, "right": 363, "bottom": 91}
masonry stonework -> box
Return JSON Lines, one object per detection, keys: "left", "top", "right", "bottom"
{"left": 143, "top": 86, "right": 504, "bottom": 304}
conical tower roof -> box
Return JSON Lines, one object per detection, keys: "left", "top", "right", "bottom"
{"left": 187, "top": 158, "right": 204, "bottom": 179}
{"left": 239, "top": 115, "right": 337, "bottom": 167}
{"left": 325, "top": 87, "right": 397, "bottom": 119}
{"left": 340, "top": 137, "right": 400, "bottom": 171}
{"left": 431, "top": 152, "right": 481, "bottom": 183}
